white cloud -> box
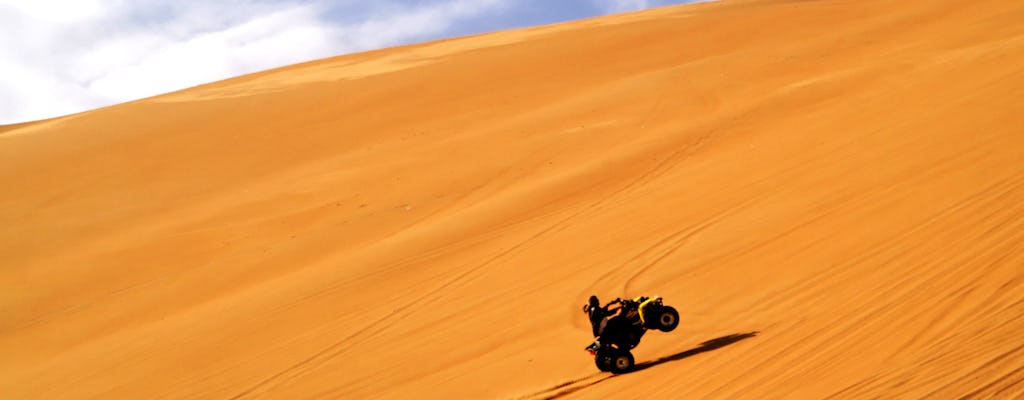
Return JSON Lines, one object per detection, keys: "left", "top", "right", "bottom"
{"left": 596, "top": 0, "right": 652, "bottom": 14}
{"left": 0, "top": 0, "right": 104, "bottom": 24}
{"left": 0, "top": 58, "right": 101, "bottom": 123}
{"left": 86, "top": 5, "right": 337, "bottom": 101}
{"left": 341, "top": 0, "right": 509, "bottom": 49}
{"left": 0, "top": 0, "right": 511, "bottom": 124}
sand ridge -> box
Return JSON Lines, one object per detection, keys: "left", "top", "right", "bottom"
{"left": 2, "top": 0, "right": 1023, "bottom": 398}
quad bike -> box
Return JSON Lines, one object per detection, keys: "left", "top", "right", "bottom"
{"left": 584, "top": 296, "right": 679, "bottom": 374}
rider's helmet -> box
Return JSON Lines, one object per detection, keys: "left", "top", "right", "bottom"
{"left": 585, "top": 295, "right": 600, "bottom": 313}
{"left": 583, "top": 295, "right": 600, "bottom": 314}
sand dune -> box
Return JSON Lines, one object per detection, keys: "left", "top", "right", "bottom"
{"left": 2, "top": 0, "right": 1024, "bottom": 398}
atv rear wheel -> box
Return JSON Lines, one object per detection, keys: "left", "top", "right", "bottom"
{"left": 654, "top": 306, "right": 679, "bottom": 332}
{"left": 595, "top": 350, "right": 612, "bottom": 372}
{"left": 595, "top": 348, "right": 634, "bottom": 373}
{"left": 608, "top": 350, "right": 634, "bottom": 374}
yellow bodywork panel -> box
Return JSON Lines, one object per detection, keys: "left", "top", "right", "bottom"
{"left": 635, "top": 296, "right": 661, "bottom": 325}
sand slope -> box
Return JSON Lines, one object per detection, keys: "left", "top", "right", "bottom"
{"left": 2, "top": 0, "right": 1023, "bottom": 398}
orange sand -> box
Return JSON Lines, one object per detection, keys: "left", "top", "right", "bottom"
{"left": 2, "top": 0, "right": 1023, "bottom": 398}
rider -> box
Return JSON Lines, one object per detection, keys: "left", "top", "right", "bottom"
{"left": 582, "top": 295, "right": 626, "bottom": 337}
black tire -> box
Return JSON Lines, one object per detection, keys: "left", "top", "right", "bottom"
{"left": 655, "top": 306, "right": 680, "bottom": 332}
{"left": 608, "top": 350, "right": 635, "bottom": 374}
{"left": 595, "top": 350, "right": 612, "bottom": 372}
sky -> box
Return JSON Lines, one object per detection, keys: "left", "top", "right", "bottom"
{"left": 0, "top": 0, "right": 700, "bottom": 124}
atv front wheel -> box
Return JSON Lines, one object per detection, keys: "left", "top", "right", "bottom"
{"left": 654, "top": 306, "right": 679, "bottom": 332}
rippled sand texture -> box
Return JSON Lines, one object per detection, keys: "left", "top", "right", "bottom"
{"left": 2, "top": 0, "right": 1023, "bottom": 398}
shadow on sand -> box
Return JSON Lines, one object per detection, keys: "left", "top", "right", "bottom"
{"left": 632, "top": 331, "right": 760, "bottom": 372}
{"left": 526, "top": 331, "right": 760, "bottom": 400}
